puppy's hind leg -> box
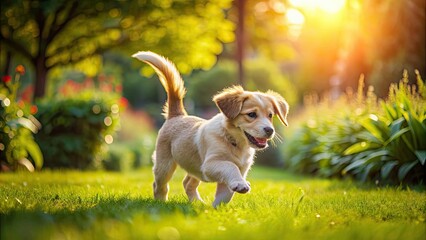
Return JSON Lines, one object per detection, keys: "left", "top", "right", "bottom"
{"left": 183, "top": 175, "right": 204, "bottom": 203}
{"left": 153, "top": 151, "right": 177, "bottom": 201}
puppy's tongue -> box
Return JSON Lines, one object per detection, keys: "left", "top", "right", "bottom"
{"left": 254, "top": 137, "right": 267, "bottom": 145}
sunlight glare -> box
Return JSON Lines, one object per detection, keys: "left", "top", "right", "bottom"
{"left": 289, "top": 0, "right": 346, "bottom": 14}
{"left": 286, "top": 8, "right": 305, "bottom": 25}
{"left": 319, "top": 0, "right": 346, "bottom": 13}
{"left": 285, "top": 8, "right": 305, "bottom": 40}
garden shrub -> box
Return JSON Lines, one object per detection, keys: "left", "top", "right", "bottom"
{"left": 285, "top": 70, "right": 426, "bottom": 184}
{"left": 126, "top": 139, "right": 156, "bottom": 168}
{"left": 35, "top": 91, "right": 121, "bottom": 169}
{"left": 102, "top": 143, "right": 136, "bottom": 172}
{"left": 102, "top": 139, "right": 155, "bottom": 172}
{"left": 0, "top": 66, "right": 43, "bottom": 171}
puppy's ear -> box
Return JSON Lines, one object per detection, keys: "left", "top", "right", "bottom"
{"left": 267, "top": 90, "right": 289, "bottom": 126}
{"left": 213, "top": 86, "right": 246, "bottom": 119}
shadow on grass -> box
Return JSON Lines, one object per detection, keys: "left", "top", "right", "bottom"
{"left": 1, "top": 197, "right": 197, "bottom": 238}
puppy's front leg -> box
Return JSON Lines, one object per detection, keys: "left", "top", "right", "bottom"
{"left": 201, "top": 160, "right": 250, "bottom": 194}
{"left": 213, "top": 183, "right": 234, "bottom": 208}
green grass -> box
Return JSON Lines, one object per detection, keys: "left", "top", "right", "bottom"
{"left": 1, "top": 167, "right": 425, "bottom": 240}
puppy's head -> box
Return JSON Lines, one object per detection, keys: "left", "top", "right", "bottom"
{"left": 213, "top": 86, "right": 289, "bottom": 149}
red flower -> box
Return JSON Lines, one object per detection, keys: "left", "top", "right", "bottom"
{"left": 2, "top": 75, "right": 11, "bottom": 83}
{"left": 15, "top": 65, "right": 25, "bottom": 75}
{"left": 30, "top": 105, "right": 38, "bottom": 115}
{"left": 119, "top": 97, "right": 129, "bottom": 109}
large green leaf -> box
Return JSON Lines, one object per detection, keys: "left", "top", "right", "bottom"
{"left": 343, "top": 141, "right": 379, "bottom": 155}
{"left": 343, "top": 150, "right": 391, "bottom": 175}
{"left": 312, "top": 152, "right": 333, "bottom": 162}
{"left": 407, "top": 112, "right": 426, "bottom": 149}
{"left": 342, "top": 159, "right": 367, "bottom": 174}
{"left": 359, "top": 162, "right": 379, "bottom": 182}
{"left": 384, "top": 127, "right": 410, "bottom": 146}
{"left": 381, "top": 161, "right": 398, "bottom": 179}
{"left": 414, "top": 150, "right": 426, "bottom": 165}
{"left": 363, "top": 150, "right": 392, "bottom": 164}
{"left": 25, "top": 140, "right": 44, "bottom": 170}
{"left": 389, "top": 117, "right": 405, "bottom": 136}
{"left": 401, "top": 134, "right": 415, "bottom": 152}
{"left": 359, "top": 115, "right": 389, "bottom": 143}
{"left": 398, "top": 161, "right": 418, "bottom": 181}
{"left": 355, "top": 131, "right": 383, "bottom": 144}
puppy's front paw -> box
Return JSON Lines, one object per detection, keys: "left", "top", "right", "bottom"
{"left": 229, "top": 181, "right": 250, "bottom": 194}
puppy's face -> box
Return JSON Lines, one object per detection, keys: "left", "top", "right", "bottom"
{"left": 213, "top": 86, "right": 289, "bottom": 149}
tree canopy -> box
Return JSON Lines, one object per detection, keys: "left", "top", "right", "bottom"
{"left": 0, "top": 0, "right": 234, "bottom": 99}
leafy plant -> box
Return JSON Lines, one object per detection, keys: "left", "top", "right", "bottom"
{"left": 342, "top": 70, "right": 426, "bottom": 183}
{"left": 0, "top": 65, "right": 43, "bottom": 171}
{"left": 285, "top": 70, "right": 426, "bottom": 184}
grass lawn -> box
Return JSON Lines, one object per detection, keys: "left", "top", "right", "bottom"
{"left": 1, "top": 167, "right": 425, "bottom": 240}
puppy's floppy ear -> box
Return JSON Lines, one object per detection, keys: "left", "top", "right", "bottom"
{"left": 267, "top": 90, "right": 289, "bottom": 126}
{"left": 213, "top": 85, "right": 246, "bottom": 119}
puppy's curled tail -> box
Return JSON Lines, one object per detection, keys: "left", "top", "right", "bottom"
{"left": 132, "top": 51, "right": 187, "bottom": 119}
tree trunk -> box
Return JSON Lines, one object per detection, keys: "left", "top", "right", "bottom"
{"left": 33, "top": 56, "right": 47, "bottom": 101}
{"left": 236, "top": 0, "right": 246, "bottom": 87}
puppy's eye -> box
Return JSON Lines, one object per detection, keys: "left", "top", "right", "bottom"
{"left": 269, "top": 113, "right": 273, "bottom": 118}
{"left": 247, "top": 112, "right": 257, "bottom": 118}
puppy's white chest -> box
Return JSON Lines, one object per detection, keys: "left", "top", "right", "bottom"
{"left": 233, "top": 147, "right": 255, "bottom": 172}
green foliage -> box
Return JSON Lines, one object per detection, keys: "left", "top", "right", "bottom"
{"left": 285, "top": 70, "right": 426, "bottom": 184}
{"left": 1, "top": 0, "right": 234, "bottom": 98}
{"left": 187, "top": 61, "right": 237, "bottom": 109}
{"left": 102, "top": 141, "right": 155, "bottom": 171}
{"left": 102, "top": 143, "right": 136, "bottom": 172}
{"left": 123, "top": 71, "right": 161, "bottom": 109}
{"left": 1, "top": 167, "right": 425, "bottom": 240}
{"left": 35, "top": 91, "right": 121, "bottom": 169}
{"left": 0, "top": 69, "right": 43, "bottom": 171}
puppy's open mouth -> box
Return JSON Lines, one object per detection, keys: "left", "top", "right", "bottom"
{"left": 244, "top": 131, "right": 268, "bottom": 149}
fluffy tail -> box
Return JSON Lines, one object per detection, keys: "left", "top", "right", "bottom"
{"left": 132, "top": 51, "right": 187, "bottom": 119}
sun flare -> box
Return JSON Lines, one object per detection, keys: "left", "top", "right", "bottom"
{"left": 286, "top": 8, "right": 305, "bottom": 25}
{"left": 289, "top": 0, "right": 347, "bottom": 14}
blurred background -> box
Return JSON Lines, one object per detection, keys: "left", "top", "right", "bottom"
{"left": 1, "top": 0, "right": 425, "bottom": 184}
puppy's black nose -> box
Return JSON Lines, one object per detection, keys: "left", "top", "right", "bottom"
{"left": 264, "top": 127, "right": 274, "bottom": 137}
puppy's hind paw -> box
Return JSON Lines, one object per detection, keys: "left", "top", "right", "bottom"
{"left": 230, "top": 181, "right": 251, "bottom": 194}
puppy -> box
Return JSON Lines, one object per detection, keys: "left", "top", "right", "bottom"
{"left": 132, "top": 51, "right": 289, "bottom": 207}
